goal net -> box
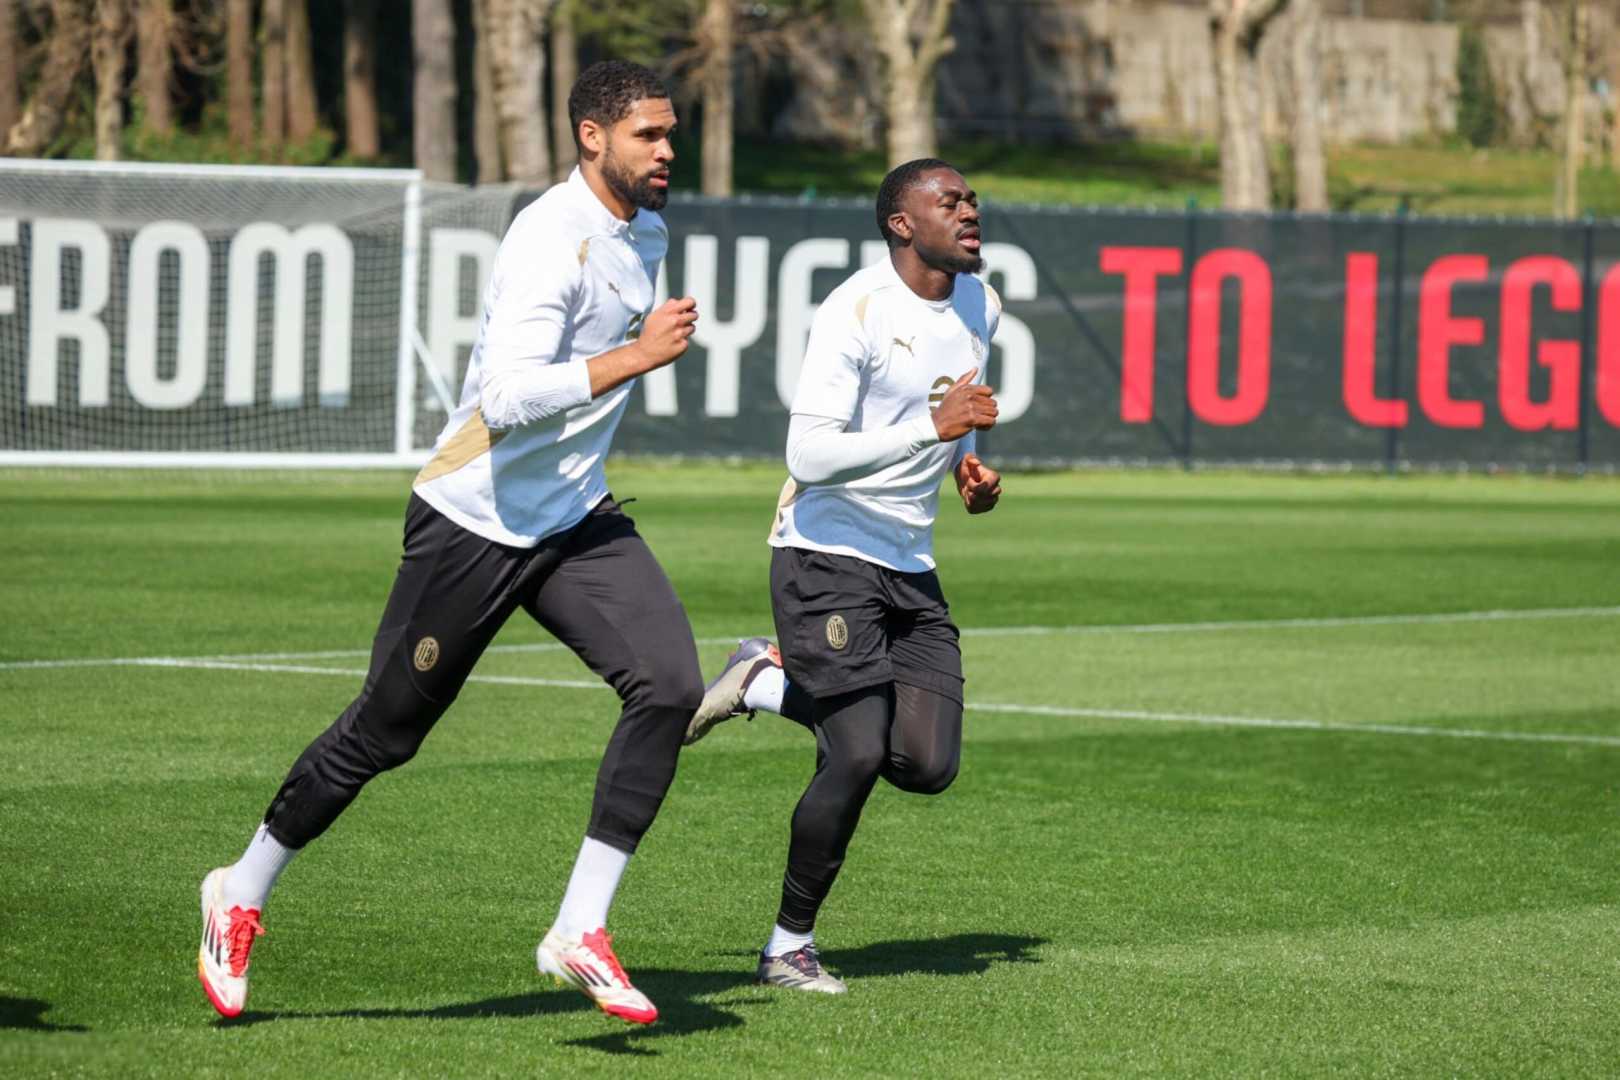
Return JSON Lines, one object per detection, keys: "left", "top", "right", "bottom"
{"left": 0, "top": 160, "right": 437, "bottom": 466}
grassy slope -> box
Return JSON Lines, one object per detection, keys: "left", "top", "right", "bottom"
{"left": 1, "top": 465, "right": 1617, "bottom": 1077}
{"left": 726, "top": 135, "right": 1620, "bottom": 218}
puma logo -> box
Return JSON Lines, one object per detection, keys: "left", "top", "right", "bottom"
{"left": 892, "top": 336, "right": 915, "bottom": 355}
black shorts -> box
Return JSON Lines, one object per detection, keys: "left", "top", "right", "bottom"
{"left": 769, "top": 546, "right": 963, "bottom": 703}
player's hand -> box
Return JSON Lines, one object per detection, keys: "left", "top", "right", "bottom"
{"left": 931, "top": 367, "right": 998, "bottom": 442}
{"left": 633, "top": 296, "right": 699, "bottom": 370}
{"left": 956, "top": 452, "right": 1001, "bottom": 514}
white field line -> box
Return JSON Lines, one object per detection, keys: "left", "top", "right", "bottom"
{"left": 6, "top": 605, "right": 1617, "bottom": 674}
{"left": 959, "top": 605, "right": 1620, "bottom": 639}
{"left": 4, "top": 638, "right": 1619, "bottom": 751}
{"left": 966, "top": 703, "right": 1620, "bottom": 749}
{"left": 0, "top": 635, "right": 757, "bottom": 670}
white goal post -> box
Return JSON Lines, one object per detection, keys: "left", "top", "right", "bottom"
{"left": 0, "top": 159, "right": 511, "bottom": 468}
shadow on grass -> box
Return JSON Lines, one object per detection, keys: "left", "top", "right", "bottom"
{"left": 0, "top": 996, "right": 89, "bottom": 1033}
{"left": 568, "top": 932, "right": 1048, "bottom": 1056}
{"left": 832, "top": 932, "right": 1047, "bottom": 978}
{"left": 214, "top": 933, "right": 1044, "bottom": 1056}
{"left": 219, "top": 987, "right": 586, "bottom": 1027}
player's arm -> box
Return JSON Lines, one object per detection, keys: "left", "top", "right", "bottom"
{"left": 477, "top": 231, "right": 697, "bottom": 428}
{"left": 786, "top": 411, "right": 941, "bottom": 485}
{"left": 581, "top": 297, "right": 697, "bottom": 398}
{"left": 951, "top": 291, "right": 1003, "bottom": 513}
{"left": 786, "top": 366, "right": 998, "bottom": 485}
{"left": 953, "top": 443, "right": 1001, "bottom": 514}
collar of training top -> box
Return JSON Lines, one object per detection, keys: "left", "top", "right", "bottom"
{"left": 565, "top": 166, "right": 636, "bottom": 237}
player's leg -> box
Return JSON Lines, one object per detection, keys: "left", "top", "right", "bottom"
{"left": 883, "top": 682, "right": 962, "bottom": 795}
{"left": 521, "top": 497, "right": 703, "bottom": 1025}
{"left": 198, "top": 495, "right": 531, "bottom": 1017}
{"left": 685, "top": 637, "right": 815, "bottom": 743}
{"left": 758, "top": 686, "right": 891, "bottom": 994}
{"left": 691, "top": 545, "right": 889, "bottom": 744}
{"left": 756, "top": 546, "right": 896, "bottom": 992}
{"left": 881, "top": 569, "right": 964, "bottom": 795}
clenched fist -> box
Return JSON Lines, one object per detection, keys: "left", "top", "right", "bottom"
{"left": 955, "top": 452, "right": 1001, "bottom": 514}
{"left": 932, "top": 367, "right": 998, "bottom": 442}
{"left": 633, "top": 296, "right": 699, "bottom": 370}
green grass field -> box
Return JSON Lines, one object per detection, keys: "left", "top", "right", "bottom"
{"left": 2, "top": 464, "right": 1618, "bottom": 1077}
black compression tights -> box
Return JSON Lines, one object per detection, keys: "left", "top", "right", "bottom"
{"left": 776, "top": 682, "right": 962, "bottom": 934}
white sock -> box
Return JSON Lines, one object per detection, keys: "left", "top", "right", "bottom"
{"left": 743, "top": 666, "right": 787, "bottom": 714}
{"left": 553, "top": 837, "right": 631, "bottom": 940}
{"left": 224, "top": 824, "right": 297, "bottom": 911}
{"left": 764, "top": 923, "right": 814, "bottom": 958}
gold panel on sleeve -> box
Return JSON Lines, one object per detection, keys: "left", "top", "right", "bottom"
{"left": 414, "top": 410, "right": 507, "bottom": 486}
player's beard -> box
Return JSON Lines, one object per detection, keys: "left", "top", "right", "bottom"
{"left": 601, "top": 141, "right": 669, "bottom": 212}
{"left": 915, "top": 233, "right": 984, "bottom": 276}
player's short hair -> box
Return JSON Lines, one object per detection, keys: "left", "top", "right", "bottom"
{"left": 876, "top": 157, "right": 956, "bottom": 245}
{"left": 567, "top": 61, "right": 670, "bottom": 149}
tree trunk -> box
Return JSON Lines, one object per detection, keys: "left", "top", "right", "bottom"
{"left": 699, "top": 0, "right": 733, "bottom": 195}
{"left": 486, "top": 0, "right": 553, "bottom": 184}
{"left": 227, "top": 0, "right": 253, "bottom": 146}
{"left": 413, "top": 0, "right": 457, "bottom": 181}
{"left": 261, "top": 0, "right": 287, "bottom": 148}
{"left": 1290, "top": 0, "right": 1326, "bottom": 209}
{"left": 471, "top": 0, "right": 502, "bottom": 181}
{"left": 135, "top": 0, "right": 172, "bottom": 136}
{"left": 1523, "top": 0, "right": 1542, "bottom": 93}
{"left": 0, "top": 0, "right": 17, "bottom": 141}
{"left": 1210, "top": 0, "right": 1292, "bottom": 210}
{"left": 549, "top": 0, "right": 577, "bottom": 181}
{"left": 92, "top": 0, "right": 128, "bottom": 160}
{"left": 7, "top": 0, "right": 90, "bottom": 155}
{"left": 860, "top": 0, "right": 956, "bottom": 168}
{"left": 344, "top": 0, "right": 380, "bottom": 158}
{"left": 285, "top": 0, "right": 319, "bottom": 140}
{"left": 1611, "top": 33, "right": 1620, "bottom": 170}
{"left": 1557, "top": 0, "right": 1587, "bottom": 218}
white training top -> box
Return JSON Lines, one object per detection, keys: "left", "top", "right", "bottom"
{"left": 771, "top": 256, "right": 1001, "bottom": 573}
{"left": 413, "top": 168, "right": 667, "bottom": 547}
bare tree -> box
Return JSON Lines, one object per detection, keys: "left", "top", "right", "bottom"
{"left": 227, "top": 0, "right": 253, "bottom": 145}
{"left": 860, "top": 0, "right": 955, "bottom": 166}
{"left": 262, "top": 0, "right": 287, "bottom": 148}
{"left": 8, "top": 0, "right": 91, "bottom": 155}
{"left": 0, "top": 0, "right": 21, "bottom": 141}
{"left": 286, "top": 0, "right": 319, "bottom": 140}
{"left": 1557, "top": 0, "right": 1588, "bottom": 217}
{"left": 414, "top": 0, "right": 457, "bottom": 180}
{"left": 550, "top": 0, "right": 577, "bottom": 181}
{"left": 344, "top": 0, "right": 380, "bottom": 158}
{"left": 1210, "top": 0, "right": 1292, "bottom": 209}
{"left": 471, "top": 0, "right": 502, "bottom": 181}
{"left": 1611, "top": 30, "right": 1620, "bottom": 170}
{"left": 485, "top": 0, "right": 554, "bottom": 184}
{"left": 697, "top": 0, "right": 734, "bottom": 195}
{"left": 135, "top": 0, "right": 173, "bottom": 136}
{"left": 92, "top": 0, "right": 129, "bottom": 160}
{"left": 1290, "top": 0, "right": 1326, "bottom": 210}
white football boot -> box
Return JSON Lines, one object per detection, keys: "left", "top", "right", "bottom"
{"left": 685, "top": 637, "right": 782, "bottom": 745}
{"left": 537, "top": 927, "right": 658, "bottom": 1025}
{"left": 197, "top": 867, "right": 265, "bottom": 1018}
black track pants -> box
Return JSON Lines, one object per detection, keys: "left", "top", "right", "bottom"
{"left": 775, "top": 681, "right": 962, "bottom": 933}
{"left": 261, "top": 494, "right": 703, "bottom": 855}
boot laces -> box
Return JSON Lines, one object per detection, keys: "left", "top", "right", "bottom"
{"left": 581, "top": 928, "right": 631, "bottom": 987}
{"left": 225, "top": 907, "right": 265, "bottom": 977}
